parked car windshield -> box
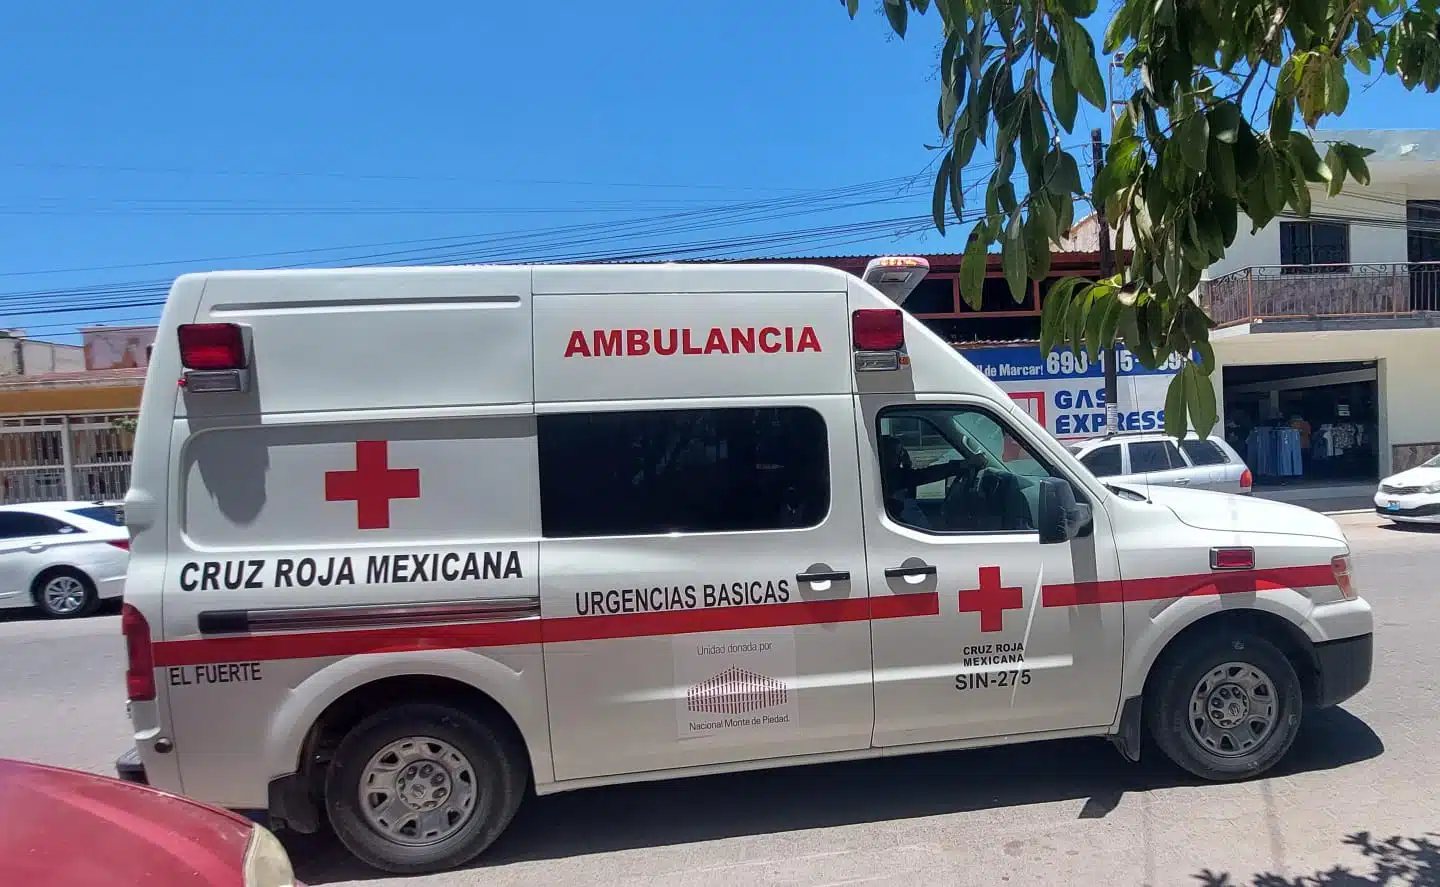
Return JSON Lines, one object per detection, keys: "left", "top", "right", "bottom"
{"left": 1424, "top": 453, "right": 1440, "bottom": 469}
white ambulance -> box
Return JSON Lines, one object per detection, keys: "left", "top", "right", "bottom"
{"left": 115, "top": 257, "right": 1373, "bottom": 875}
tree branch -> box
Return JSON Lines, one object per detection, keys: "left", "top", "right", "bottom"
{"left": 1330, "top": 0, "right": 1364, "bottom": 55}
{"left": 1235, "top": 6, "right": 1291, "bottom": 104}
{"left": 1030, "top": 10, "right": 1063, "bottom": 133}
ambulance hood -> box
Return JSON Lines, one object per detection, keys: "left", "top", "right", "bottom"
{"left": 1138, "top": 484, "right": 1348, "bottom": 543}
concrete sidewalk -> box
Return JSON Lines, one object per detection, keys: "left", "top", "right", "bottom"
{"left": 1252, "top": 482, "right": 1377, "bottom": 515}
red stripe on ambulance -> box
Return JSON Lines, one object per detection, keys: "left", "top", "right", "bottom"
{"left": 1040, "top": 563, "right": 1336, "bottom": 607}
{"left": 150, "top": 564, "right": 1337, "bottom": 667}
{"left": 153, "top": 619, "right": 544, "bottom": 668}
{"left": 543, "top": 596, "right": 875, "bottom": 644}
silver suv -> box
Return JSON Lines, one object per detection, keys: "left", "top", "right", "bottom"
{"left": 1067, "top": 432, "right": 1253, "bottom": 495}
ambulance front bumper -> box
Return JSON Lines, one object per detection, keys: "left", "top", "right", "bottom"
{"left": 1312, "top": 632, "right": 1374, "bottom": 709}
{"left": 115, "top": 746, "right": 148, "bottom": 785}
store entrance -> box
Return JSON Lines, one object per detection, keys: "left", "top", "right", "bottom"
{"left": 1221, "top": 361, "right": 1379, "bottom": 488}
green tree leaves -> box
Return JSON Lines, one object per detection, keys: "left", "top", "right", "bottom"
{"left": 1003, "top": 211, "right": 1029, "bottom": 301}
{"left": 846, "top": 0, "right": 1440, "bottom": 441}
{"left": 1177, "top": 113, "right": 1209, "bottom": 170}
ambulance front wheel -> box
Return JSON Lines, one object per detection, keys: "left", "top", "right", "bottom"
{"left": 1145, "top": 631, "right": 1304, "bottom": 782}
{"left": 323, "top": 702, "right": 527, "bottom": 875}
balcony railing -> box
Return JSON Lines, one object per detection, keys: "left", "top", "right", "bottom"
{"left": 1199, "top": 262, "right": 1440, "bottom": 327}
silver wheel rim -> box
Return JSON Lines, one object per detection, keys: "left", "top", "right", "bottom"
{"left": 1187, "top": 661, "right": 1279, "bottom": 757}
{"left": 358, "top": 736, "right": 479, "bottom": 846}
{"left": 43, "top": 576, "right": 87, "bottom": 615}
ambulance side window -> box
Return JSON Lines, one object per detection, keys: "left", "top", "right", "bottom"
{"left": 876, "top": 405, "right": 1061, "bottom": 534}
{"left": 537, "top": 406, "right": 830, "bottom": 538}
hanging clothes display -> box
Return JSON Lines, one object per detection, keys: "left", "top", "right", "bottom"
{"left": 1313, "top": 422, "right": 1366, "bottom": 459}
{"left": 1246, "top": 425, "right": 1304, "bottom": 478}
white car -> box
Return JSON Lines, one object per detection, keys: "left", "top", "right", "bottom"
{"left": 1067, "top": 432, "right": 1254, "bottom": 495}
{"left": 0, "top": 501, "right": 130, "bottom": 618}
{"left": 1374, "top": 453, "right": 1440, "bottom": 524}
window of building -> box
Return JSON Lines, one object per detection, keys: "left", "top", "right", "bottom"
{"left": 876, "top": 405, "right": 1060, "bottom": 534}
{"left": 537, "top": 407, "right": 830, "bottom": 538}
{"left": 1280, "top": 221, "right": 1350, "bottom": 273}
{"left": 902, "top": 276, "right": 958, "bottom": 315}
{"left": 1179, "top": 440, "right": 1229, "bottom": 466}
{"left": 1128, "top": 440, "right": 1183, "bottom": 473}
{"left": 1079, "top": 444, "right": 1123, "bottom": 477}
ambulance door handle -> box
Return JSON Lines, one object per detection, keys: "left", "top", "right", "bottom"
{"left": 796, "top": 570, "right": 850, "bottom": 583}
{"left": 884, "top": 563, "right": 937, "bottom": 578}
{"left": 1174, "top": 478, "right": 1191, "bottom": 485}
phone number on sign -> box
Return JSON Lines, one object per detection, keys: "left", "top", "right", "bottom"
{"left": 1044, "top": 350, "right": 1185, "bottom": 377}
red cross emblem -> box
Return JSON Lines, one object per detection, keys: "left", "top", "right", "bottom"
{"left": 958, "top": 566, "right": 1023, "bottom": 633}
{"left": 324, "top": 441, "right": 420, "bottom": 530}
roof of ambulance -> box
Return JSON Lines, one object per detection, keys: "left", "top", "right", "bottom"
{"left": 172, "top": 262, "right": 861, "bottom": 292}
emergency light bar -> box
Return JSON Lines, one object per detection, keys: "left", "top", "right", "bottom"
{"left": 861, "top": 256, "right": 930, "bottom": 306}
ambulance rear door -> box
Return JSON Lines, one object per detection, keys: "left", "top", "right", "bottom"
{"left": 156, "top": 267, "right": 547, "bottom": 809}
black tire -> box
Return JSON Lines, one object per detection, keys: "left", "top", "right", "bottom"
{"left": 32, "top": 568, "right": 98, "bottom": 619}
{"left": 1146, "top": 631, "right": 1304, "bottom": 782}
{"left": 323, "top": 702, "right": 526, "bottom": 875}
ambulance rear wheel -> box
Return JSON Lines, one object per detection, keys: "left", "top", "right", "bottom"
{"left": 323, "top": 702, "right": 525, "bottom": 875}
{"left": 1146, "top": 631, "right": 1303, "bottom": 782}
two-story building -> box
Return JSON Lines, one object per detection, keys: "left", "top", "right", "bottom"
{"left": 1199, "top": 129, "right": 1440, "bottom": 495}
{"left": 0, "top": 326, "right": 152, "bottom": 504}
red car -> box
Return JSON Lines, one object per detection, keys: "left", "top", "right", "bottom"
{"left": 0, "top": 757, "right": 300, "bottom": 886}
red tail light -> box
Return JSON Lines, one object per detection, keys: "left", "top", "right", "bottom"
{"left": 1240, "top": 469, "right": 1253, "bottom": 491}
{"left": 122, "top": 604, "right": 156, "bottom": 701}
{"left": 107, "top": 539, "right": 130, "bottom": 551}
{"left": 178, "top": 323, "right": 247, "bottom": 370}
{"left": 852, "top": 309, "right": 905, "bottom": 350}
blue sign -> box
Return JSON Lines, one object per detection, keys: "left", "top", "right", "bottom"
{"left": 958, "top": 344, "right": 1187, "bottom": 382}
{"left": 955, "top": 344, "right": 1186, "bottom": 439}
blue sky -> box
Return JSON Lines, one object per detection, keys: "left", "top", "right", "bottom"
{"left": 1, "top": 1, "right": 1434, "bottom": 342}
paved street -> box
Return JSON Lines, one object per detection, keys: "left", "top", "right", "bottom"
{"left": 2, "top": 511, "right": 1436, "bottom": 887}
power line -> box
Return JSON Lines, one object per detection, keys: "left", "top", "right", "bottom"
{"left": 12, "top": 199, "right": 1438, "bottom": 322}
{"left": 0, "top": 175, "right": 939, "bottom": 312}
{"left": 0, "top": 142, "right": 1097, "bottom": 327}
{"left": 0, "top": 158, "right": 818, "bottom": 192}
{"left": 19, "top": 315, "right": 161, "bottom": 336}
{"left": 0, "top": 172, "right": 936, "bottom": 280}
{"left": 1, "top": 210, "right": 962, "bottom": 321}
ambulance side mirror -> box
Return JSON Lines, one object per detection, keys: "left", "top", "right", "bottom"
{"left": 1038, "top": 478, "right": 1092, "bottom": 545}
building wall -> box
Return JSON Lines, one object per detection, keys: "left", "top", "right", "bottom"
{"left": 0, "top": 384, "right": 144, "bottom": 415}
{"left": 83, "top": 326, "right": 156, "bottom": 370}
{"left": 0, "top": 336, "right": 87, "bottom": 375}
{"left": 1205, "top": 175, "right": 1440, "bottom": 280}
{"left": 1212, "top": 327, "right": 1440, "bottom": 476}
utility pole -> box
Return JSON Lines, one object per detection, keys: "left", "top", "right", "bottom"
{"left": 1091, "top": 128, "right": 1118, "bottom": 437}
